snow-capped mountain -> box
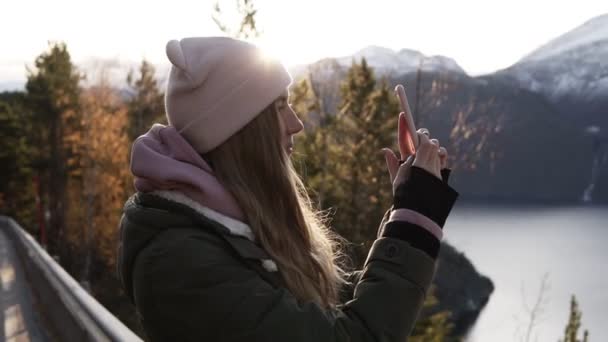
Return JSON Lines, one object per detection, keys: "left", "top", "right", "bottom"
{"left": 522, "top": 14, "right": 608, "bottom": 62}
{"left": 289, "top": 45, "right": 466, "bottom": 80}
{"left": 338, "top": 45, "right": 465, "bottom": 75}
{"left": 499, "top": 14, "right": 608, "bottom": 104}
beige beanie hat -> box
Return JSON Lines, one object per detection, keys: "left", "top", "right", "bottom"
{"left": 164, "top": 37, "right": 292, "bottom": 154}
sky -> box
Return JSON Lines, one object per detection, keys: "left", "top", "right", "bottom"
{"left": 1, "top": 0, "right": 607, "bottom": 87}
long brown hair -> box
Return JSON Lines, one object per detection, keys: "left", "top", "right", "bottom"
{"left": 203, "top": 98, "right": 349, "bottom": 308}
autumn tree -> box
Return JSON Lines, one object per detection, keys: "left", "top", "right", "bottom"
{"left": 75, "top": 73, "right": 130, "bottom": 283}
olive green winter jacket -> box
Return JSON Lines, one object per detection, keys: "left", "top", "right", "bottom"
{"left": 117, "top": 168, "right": 457, "bottom": 342}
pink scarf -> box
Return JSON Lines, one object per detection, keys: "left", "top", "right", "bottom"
{"left": 130, "top": 124, "right": 246, "bottom": 222}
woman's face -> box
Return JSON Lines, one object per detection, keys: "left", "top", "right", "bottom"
{"left": 275, "top": 91, "right": 304, "bottom": 156}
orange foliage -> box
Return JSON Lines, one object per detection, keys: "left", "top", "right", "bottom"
{"left": 78, "top": 84, "right": 131, "bottom": 269}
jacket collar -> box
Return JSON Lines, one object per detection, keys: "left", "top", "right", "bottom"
{"left": 151, "top": 190, "right": 255, "bottom": 241}
{"left": 146, "top": 190, "right": 279, "bottom": 273}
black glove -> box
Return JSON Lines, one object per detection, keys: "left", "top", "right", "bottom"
{"left": 441, "top": 168, "right": 451, "bottom": 183}
{"left": 393, "top": 166, "right": 458, "bottom": 228}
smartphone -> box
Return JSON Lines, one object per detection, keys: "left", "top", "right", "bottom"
{"left": 394, "top": 84, "right": 418, "bottom": 153}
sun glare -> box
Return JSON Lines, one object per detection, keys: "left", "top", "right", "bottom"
{"left": 255, "top": 37, "right": 298, "bottom": 67}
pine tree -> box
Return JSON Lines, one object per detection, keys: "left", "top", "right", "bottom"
{"left": 25, "top": 42, "right": 83, "bottom": 257}
{"left": 560, "top": 295, "right": 589, "bottom": 342}
{"left": 329, "top": 58, "right": 399, "bottom": 260}
{"left": 0, "top": 97, "right": 37, "bottom": 230}
{"left": 126, "top": 60, "right": 165, "bottom": 140}
{"left": 410, "top": 286, "right": 454, "bottom": 341}
{"left": 291, "top": 75, "right": 342, "bottom": 211}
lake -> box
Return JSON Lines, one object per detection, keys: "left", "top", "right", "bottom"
{"left": 445, "top": 203, "right": 608, "bottom": 342}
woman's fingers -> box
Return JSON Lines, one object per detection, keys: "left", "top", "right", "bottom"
{"left": 384, "top": 147, "right": 415, "bottom": 195}
{"left": 416, "top": 132, "right": 433, "bottom": 156}
{"left": 413, "top": 132, "right": 441, "bottom": 179}
{"left": 382, "top": 148, "right": 400, "bottom": 184}
{"left": 439, "top": 147, "right": 448, "bottom": 169}
{"left": 391, "top": 126, "right": 448, "bottom": 186}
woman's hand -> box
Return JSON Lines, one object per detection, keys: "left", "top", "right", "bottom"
{"left": 412, "top": 131, "right": 447, "bottom": 179}
{"left": 382, "top": 116, "right": 449, "bottom": 194}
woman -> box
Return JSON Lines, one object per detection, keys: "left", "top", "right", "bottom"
{"left": 117, "top": 37, "right": 458, "bottom": 341}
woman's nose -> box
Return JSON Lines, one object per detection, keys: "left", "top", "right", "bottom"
{"left": 287, "top": 110, "right": 304, "bottom": 135}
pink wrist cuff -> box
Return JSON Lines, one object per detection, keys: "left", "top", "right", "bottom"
{"left": 388, "top": 208, "right": 443, "bottom": 240}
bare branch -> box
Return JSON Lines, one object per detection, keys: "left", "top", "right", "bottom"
{"left": 519, "top": 273, "right": 551, "bottom": 342}
{"left": 212, "top": 0, "right": 261, "bottom": 39}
